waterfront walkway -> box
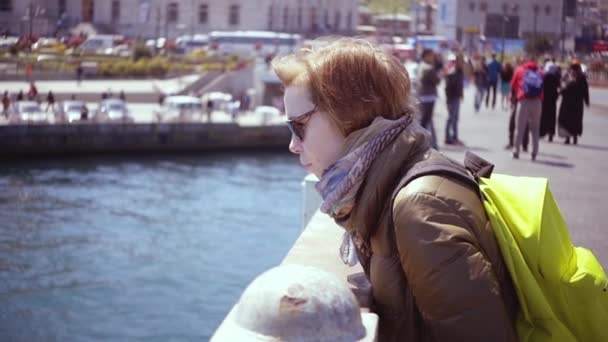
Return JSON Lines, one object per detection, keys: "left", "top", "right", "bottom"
{"left": 436, "top": 85, "right": 608, "bottom": 266}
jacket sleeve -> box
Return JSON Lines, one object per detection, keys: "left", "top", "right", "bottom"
{"left": 510, "top": 69, "right": 520, "bottom": 93}
{"left": 392, "top": 189, "right": 517, "bottom": 342}
{"left": 583, "top": 78, "right": 590, "bottom": 106}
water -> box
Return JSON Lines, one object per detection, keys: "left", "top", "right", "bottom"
{"left": 0, "top": 153, "right": 307, "bottom": 341}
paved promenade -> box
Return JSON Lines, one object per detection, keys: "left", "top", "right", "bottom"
{"left": 0, "top": 74, "right": 200, "bottom": 95}
{"left": 434, "top": 85, "right": 608, "bottom": 266}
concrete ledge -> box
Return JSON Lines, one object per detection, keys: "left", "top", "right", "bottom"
{"left": 0, "top": 123, "right": 291, "bottom": 157}
{"left": 211, "top": 209, "right": 374, "bottom": 340}
{"left": 282, "top": 210, "right": 371, "bottom": 308}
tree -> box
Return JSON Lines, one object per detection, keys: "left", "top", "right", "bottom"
{"left": 524, "top": 35, "right": 553, "bottom": 56}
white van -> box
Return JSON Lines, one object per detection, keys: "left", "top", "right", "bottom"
{"left": 76, "top": 35, "right": 121, "bottom": 55}
{"left": 156, "top": 96, "right": 203, "bottom": 122}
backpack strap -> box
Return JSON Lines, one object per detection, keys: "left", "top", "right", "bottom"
{"left": 389, "top": 150, "right": 495, "bottom": 228}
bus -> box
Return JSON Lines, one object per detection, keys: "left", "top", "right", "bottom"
{"left": 208, "top": 31, "right": 302, "bottom": 57}
{"left": 175, "top": 34, "right": 209, "bottom": 54}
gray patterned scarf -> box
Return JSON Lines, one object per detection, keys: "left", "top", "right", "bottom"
{"left": 315, "top": 114, "right": 414, "bottom": 265}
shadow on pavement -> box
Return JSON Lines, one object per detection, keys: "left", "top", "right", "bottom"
{"left": 571, "top": 144, "right": 608, "bottom": 152}
{"left": 533, "top": 159, "right": 575, "bottom": 168}
{"left": 537, "top": 152, "right": 567, "bottom": 160}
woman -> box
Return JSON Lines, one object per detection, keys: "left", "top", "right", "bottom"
{"left": 500, "top": 62, "right": 514, "bottom": 110}
{"left": 473, "top": 56, "right": 488, "bottom": 113}
{"left": 558, "top": 62, "right": 589, "bottom": 145}
{"left": 540, "top": 64, "right": 561, "bottom": 142}
{"left": 272, "top": 38, "right": 518, "bottom": 341}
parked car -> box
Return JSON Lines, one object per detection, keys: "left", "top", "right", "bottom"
{"left": 11, "top": 101, "right": 49, "bottom": 124}
{"left": 57, "top": 100, "right": 87, "bottom": 123}
{"left": 95, "top": 99, "right": 133, "bottom": 123}
{"left": 201, "top": 91, "right": 233, "bottom": 111}
{"left": 155, "top": 95, "right": 203, "bottom": 122}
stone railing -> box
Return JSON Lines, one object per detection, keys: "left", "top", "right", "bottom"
{"left": 211, "top": 175, "right": 377, "bottom": 340}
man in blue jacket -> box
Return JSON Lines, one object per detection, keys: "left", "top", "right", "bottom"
{"left": 486, "top": 54, "right": 502, "bottom": 109}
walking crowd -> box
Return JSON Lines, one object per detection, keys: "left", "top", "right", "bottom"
{"left": 414, "top": 50, "right": 590, "bottom": 161}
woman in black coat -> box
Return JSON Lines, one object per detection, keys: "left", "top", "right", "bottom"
{"left": 540, "top": 65, "right": 561, "bottom": 142}
{"left": 558, "top": 63, "right": 589, "bottom": 145}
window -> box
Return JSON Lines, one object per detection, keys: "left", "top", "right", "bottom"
{"left": 58, "top": 0, "right": 67, "bottom": 15}
{"left": 283, "top": 7, "right": 289, "bottom": 30}
{"left": 469, "top": 2, "right": 475, "bottom": 11}
{"left": 334, "top": 11, "right": 341, "bottom": 30}
{"left": 479, "top": 1, "right": 487, "bottom": 12}
{"left": 346, "top": 10, "right": 352, "bottom": 31}
{"left": 502, "top": 3, "right": 509, "bottom": 13}
{"left": 199, "top": 4, "right": 208, "bottom": 24}
{"left": 167, "top": 2, "right": 178, "bottom": 23}
{"left": 545, "top": 5, "right": 551, "bottom": 15}
{"left": 310, "top": 6, "right": 318, "bottom": 31}
{"left": 297, "top": 6, "right": 302, "bottom": 29}
{"left": 268, "top": 5, "right": 273, "bottom": 30}
{"left": 512, "top": 4, "right": 519, "bottom": 14}
{"left": 0, "top": 0, "right": 12, "bottom": 12}
{"left": 111, "top": 0, "right": 120, "bottom": 23}
{"left": 229, "top": 4, "right": 239, "bottom": 26}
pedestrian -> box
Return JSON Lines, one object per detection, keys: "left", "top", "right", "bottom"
{"left": 2, "top": 91, "right": 10, "bottom": 117}
{"left": 500, "top": 62, "right": 514, "bottom": 110}
{"left": 80, "top": 104, "right": 89, "bottom": 120}
{"left": 444, "top": 53, "right": 465, "bottom": 145}
{"left": 158, "top": 93, "right": 165, "bottom": 106}
{"left": 416, "top": 49, "right": 441, "bottom": 149}
{"left": 486, "top": 53, "right": 502, "bottom": 109}
{"left": 473, "top": 56, "right": 488, "bottom": 113}
{"left": 25, "top": 63, "right": 33, "bottom": 82}
{"left": 16, "top": 90, "right": 24, "bottom": 102}
{"left": 76, "top": 64, "right": 83, "bottom": 85}
{"left": 206, "top": 99, "right": 213, "bottom": 123}
{"left": 27, "top": 82, "right": 38, "bottom": 101}
{"left": 119, "top": 90, "right": 126, "bottom": 102}
{"left": 540, "top": 63, "right": 561, "bottom": 142}
{"left": 505, "top": 83, "right": 529, "bottom": 151}
{"left": 558, "top": 62, "right": 589, "bottom": 145}
{"left": 45, "top": 91, "right": 55, "bottom": 112}
{"left": 272, "top": 37, "right": 518, "bottom": 341}
{"left": 511, "top": 57, "right": 544, "bottom": 161}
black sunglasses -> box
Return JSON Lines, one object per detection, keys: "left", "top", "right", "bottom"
{"left": 286, "top": 107, "right": 318, "bottom": 141}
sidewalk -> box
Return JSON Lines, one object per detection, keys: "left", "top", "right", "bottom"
{"left": 434, "top": 85, "right": 608, "bottom": 266}
{"left": 0, "top": 73, "right": 200, "bottom": 95}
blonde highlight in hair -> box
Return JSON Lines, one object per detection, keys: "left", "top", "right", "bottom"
{"left": 272, "top": 37, "right": 414, "bottom": 136}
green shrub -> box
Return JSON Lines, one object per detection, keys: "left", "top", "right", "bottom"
{"left": 133, "top": 44, "right": 152, "bottom": 61}
{"left": 147, "top": 58, "right": 169, "bottom": 77}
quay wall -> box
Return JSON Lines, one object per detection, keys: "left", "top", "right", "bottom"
{"left": 0, "top": 123, "right": 290, "bottom": 157}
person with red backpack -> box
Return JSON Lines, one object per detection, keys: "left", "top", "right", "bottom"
{"left": 510, "top": 59, "right": 543, "bottom": 161}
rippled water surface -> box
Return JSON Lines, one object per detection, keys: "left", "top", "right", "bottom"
{"left": 0, "top": 154, "right": 306, "bottom": 341}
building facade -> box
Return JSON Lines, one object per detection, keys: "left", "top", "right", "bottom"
{"left": 1, "top": 0, "right": 359, "bottom": 38}
{"left": 436, "top": 0, "right": 564, "bottom": 52}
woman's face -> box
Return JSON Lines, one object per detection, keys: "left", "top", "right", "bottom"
{"left": 284, "top": 85, "right": 346, "bottom": 178}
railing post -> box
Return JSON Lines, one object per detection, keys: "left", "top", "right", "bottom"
{"left": 302, "top": 173, "right": 321, "bottom": 229}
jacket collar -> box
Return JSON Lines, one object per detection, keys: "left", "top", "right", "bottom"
{"left": 335, "top": 122, "right": 432, "bottom": 239}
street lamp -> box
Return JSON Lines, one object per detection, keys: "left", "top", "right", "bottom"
{"left": 533, "top": 5, "right": 540, "bottom": 42}
{"left": 500, "top": 15, "right": 510, "bottom": 62}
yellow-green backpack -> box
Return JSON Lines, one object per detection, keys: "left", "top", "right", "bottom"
{"left": 393, "top": 151, "right": 608, "bottom": 341}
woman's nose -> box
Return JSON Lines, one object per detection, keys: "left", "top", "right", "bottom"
{"left": 288, "top": 135, "right": 302, "bottom": 154}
